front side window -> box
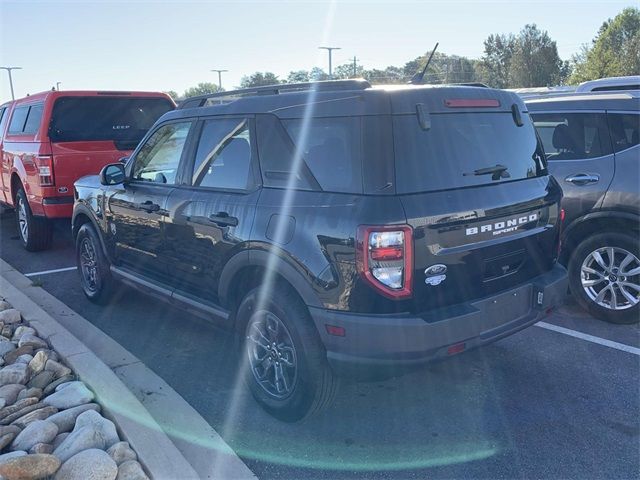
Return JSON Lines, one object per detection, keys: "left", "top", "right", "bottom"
{"left": 531, "top": 112, "right": 612, "bottom": 160}
{"left": 191, "top": 118, "right": 253, "bottom": 190}
{"left": 607, "top": 113, "right": 640, "bottom": 153}
{"left": 131, "top": 122, "right": 192, "bottom": 185}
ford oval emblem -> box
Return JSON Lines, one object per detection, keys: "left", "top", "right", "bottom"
{"left": 425, "top": 264, "right": 447, "bottom": 276}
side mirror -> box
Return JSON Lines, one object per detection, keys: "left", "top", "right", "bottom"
{"left": 100, "top": 163, "right": 126, "bottom": 186}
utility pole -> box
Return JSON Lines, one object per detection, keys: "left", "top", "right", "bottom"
{"left": 352, "top": 56, "right": 359, "bottom": 77}
{"left": 318, "top": 46, "right": 341, "bottom": 79}
{"left": 210, "top": 69, "right": 228, "bottom": 90}
{"left": 0, "top": 66, "right": 22, "bottom": 100}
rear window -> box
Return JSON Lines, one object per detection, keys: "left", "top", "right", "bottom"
{"left": 393, "top": 112, "right": 547, "bottom": 194}
{"left": 49, "top": 97, "right": 174, "bottom": 147}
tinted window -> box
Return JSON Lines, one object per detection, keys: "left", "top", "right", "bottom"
{"left": 191, "top": 118, "right": 252, "bottom": 190}
{"left": 282, "top": 117, "right": 363, "bottom": 194}
{"left": 607, "top": 113, "right": 640, "bottom": 153}
{"left": 394, "top": 113, "right": 547, "bottom": 194}
{"left": 23, "top": 104, "right": 43, "bottom": 135}
{"left": 532, "top": 113, "right": 612, "bottom": 160}
{"left": 49, "top": 97, "right": 174, "bottom": 147}
{"left": 8, "top": 106, "right": 29, "bottom": 134}
{"left": 132, "top": 122, "right": 191, "bottom": 185}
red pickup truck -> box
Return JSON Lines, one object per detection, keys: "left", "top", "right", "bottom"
{"left": 0, "top": 90, "right": 175, "bottom": 250}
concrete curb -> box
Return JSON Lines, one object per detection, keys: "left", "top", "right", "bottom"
{"left": 0, "top": 258, "right": 257, "bottom": 480}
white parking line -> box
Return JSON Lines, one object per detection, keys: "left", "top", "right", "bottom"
{"left": 24, "top": 266, "right": 77, "bottom": 277}
{"left": 535, "top": 321, "right": 640, "bottom": 356}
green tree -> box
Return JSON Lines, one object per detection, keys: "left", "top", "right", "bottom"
{"left": 163, "top": 90, "right": 180, "bottom": 101}
{"left": 182, "top": 82, "right": 222, "bottom": 98}
{"left": 570, "top": 7, "right": 640, "bottom": 83}
{"left": 309, "top": 67, "right": 329, "bottom": 81}
{"left": 239, "top": 72, "right": 281, "bottom": 88}
{"left": 333, "top": 62, "right": 364, "bottom": 79}
{"left": 508, "top": 24, "right": 563, "bottom": 87}
{"left": 478, "top": 33, "right": 516, "bottom": 88}
{"left": 287, "top": 70, "right": 310, "bottom": 83}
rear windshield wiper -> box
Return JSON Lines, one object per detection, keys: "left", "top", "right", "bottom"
{"left": 463, "top": 164, "right": 511, "bottom": 180}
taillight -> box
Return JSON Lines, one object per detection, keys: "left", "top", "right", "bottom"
{"left": 356, "top": 225, "right": 413, "bottom": 299}
{"left": 556, "top": 208, "right": 565, "bottom": 257}
{"left": 36, "top": 155, "right": 54, "bottom": 186}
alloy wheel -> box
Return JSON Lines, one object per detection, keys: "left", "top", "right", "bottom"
{"left": 80, "top": 237, "right": 99, "bottom": 293}
{"left": 17, "top": 195, "right": 28, "bottom": 242}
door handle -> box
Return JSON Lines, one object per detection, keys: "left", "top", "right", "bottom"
{"left": 564, "top": 173, "right": 600, "bottom": 186}
{"left": 136, "top": 200, "right": 161, "bottom": 213}
{"left": 208, "top": 212, "right": 238, "bottom": 227}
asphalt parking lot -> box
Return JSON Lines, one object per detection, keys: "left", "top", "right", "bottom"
{"left": 1, "top": 215, "right": 639, "bottom": 479}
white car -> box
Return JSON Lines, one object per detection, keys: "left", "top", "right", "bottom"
{"left": 575, "top": 75, "right": 640, "bottom": 93}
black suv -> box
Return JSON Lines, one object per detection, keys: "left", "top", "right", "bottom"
{"left": 72, "top": 80, "right": 567, "bottom": 421}
{"left": 528, "top": 92, "right": 640, "bottom": 324}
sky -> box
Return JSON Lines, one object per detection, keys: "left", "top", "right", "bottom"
{"left": 0, "top": 0, "right": 635, "bottom": 101}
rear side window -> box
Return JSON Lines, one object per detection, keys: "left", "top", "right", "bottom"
{"left": 49, "top": 97, "right": 174, "bottom": 148}
{"left": 8, "top": 106, "right": 29, "bottom": 134}
{"left": 531, "top": 113, "right": 612, "bottom": 160}
{"left": 23, "top": 104, "right": 43, "bottom": 135}
{"left": 607, "top": 113, "right": 640, "bottom": 153}
{"left": 394, "top": 112, "right": 547, "bottom": 194}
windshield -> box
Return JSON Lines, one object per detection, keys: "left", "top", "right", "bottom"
{"left": 394, "top": 112, "right": 547, "bottom": 194}
{"left": 49, "top": 96, "right": 174, "bottom": 144}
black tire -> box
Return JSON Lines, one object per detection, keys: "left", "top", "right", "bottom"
{"left": 237, "top": 285, "right": 338, "bottom": 422}
{"left": 568, "top": 232, "right": 640, "bottom": 324}
{"left": 76, "top": 223, "right": 113, "bottom": 304}
{"left": 15, "top": 187, "right": 53, "bottom": 251}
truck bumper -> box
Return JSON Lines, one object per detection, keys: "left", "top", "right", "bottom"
{"left": 309, "top": 264, "right": 568, "bottom": 378}
{"left": 41, "top": 196, "right": 74, "bottom": 218}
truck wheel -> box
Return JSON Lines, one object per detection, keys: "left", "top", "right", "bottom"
{"left": 568, "top": 232, "right": 640, "bottom": 324}
{"left": 15, "top": 187, "right": 53, "bottom": 251}
{"left": 237, "top": 285, "right": 338, "bottom": 422}
{"left": 76, "top": 223, "right": 113, "bottom": 304}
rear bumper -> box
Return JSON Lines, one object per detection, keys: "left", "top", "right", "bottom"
{"left": 309, "top": 264, "right": 567, "bottom": 378}
{"left": 41, "top": 196, "right": 74, "bottom": 218}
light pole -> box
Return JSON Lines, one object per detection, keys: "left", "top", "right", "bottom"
{"left": 0, "top": 66, "right": 22, "bottom": 100}
{"left": 318, "top": 47, "right": 341, "bottom": 79}
{"left": 56, "top": 82, "right": 61, "bottom": 91}
{"left": 210, "top": 69, "right": 228, "bottom": 90}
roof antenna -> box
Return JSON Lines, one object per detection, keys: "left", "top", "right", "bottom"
{"left": 410, "top": 43, "right": 439, "bottom": 85}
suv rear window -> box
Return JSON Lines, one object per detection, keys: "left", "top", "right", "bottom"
{"left": 49, "top": 97, "right": 174, "bottom": 148}
{"left": 393, "top": 112, "right": 547, "bottom": 194}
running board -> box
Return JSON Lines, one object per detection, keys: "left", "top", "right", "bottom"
{"left": 110, "top": 266, "right": 230, "bottom": 323}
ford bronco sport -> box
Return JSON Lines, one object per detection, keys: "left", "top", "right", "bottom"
{"left": 72, "top": 80, "right": 568, "bottom": 421}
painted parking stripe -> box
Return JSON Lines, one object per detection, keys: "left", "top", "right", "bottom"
{"left": 24, "top": 266, "right": 77, "bottom": 277}
{"left": 535, "top": 321, "right": 640, "bottom": 356}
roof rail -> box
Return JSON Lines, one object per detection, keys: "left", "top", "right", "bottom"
{"left": 448, "top": 82, "right": 489, "bottom": 88}
{"left": 178, "top": 79, "right": 371, "bottom": 109}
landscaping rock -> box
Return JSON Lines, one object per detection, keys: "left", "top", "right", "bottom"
{"left": 0, "top": 384, "right": 25, "bottom": 406}
{"left": 16, "top": 354, "right": 34, "bottom": 364}
{"left": 12, "top": 326, "right": 36, "bottom": 342}
{"left": 43, "top": 375, "right": 75, "bottom": 396}
{"left": 0, "top": 309, "right": 21, "bottom": 325}
{"left": 0, "top": 453, "right": 61, "bottom": 480}
{"left": 27, "top": 370, "right": 56, "bottom": 390}
{"left": 0, "top": 300, "right": 11, "bottom": 312}
{"left": 18, "top": 334, "right": 48, "bottom": 350}
{"left": 116, "top": 460, "right": 148, "bottom": 480}
{"left": 51, "top": 432, "right": 69, "bottom": 450}
{"left": 0, "top": 432, "right": 16, "bottom": 450}
{"left": 44, "top": 359, "right": 72, "bottom": 379}
{"left": 10, "top": 420, "right": 58, "bottom": 452}
{"left": 52, "top": 426, "right": 105, "bottom": 462}
{"left": 17, "top": 387, "right": 42, "bottom": 402}
{"left": 0, "top": 397, "right": 39, "bottom": 421}
{"left": 35, "top": 349, "right": 59, "bottom": 363}
{"left": 1, "top": 326, "right": 13, "bottom": 339}
{"left": 12, "top": 406, "right": 58, "bottom": 429}
{"left": 3, "top": 346, "right": 34, "bottom": 366}
{"left": 0, "top": 363, "right": 29, "bottom": 386}
{"left": 107, "top": 441, "right": 137, "bottom": 465}
{"left": 28, "top": 351, "right": 49, "bottom": 376}
{"left": 55, "top": 449, "right": 117, "bottom": 480}
{"left": 43, "top": 382, "right": 94, "bottom": 410}
{"left": 75, "top": 410, "right": 119, "bottom": 448}
{"left": 46, "top": 403, "right": 100, "bottom": 434}
{"left": 0, "top": 450, "right": 27, "bottom": 462}
{"left": 29, "top": 443, "right": 54, "bottom": 454}
{"left": 0, "top": 338, "right": 16, "bottom": 358}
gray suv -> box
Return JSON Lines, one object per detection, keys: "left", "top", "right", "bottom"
{"left": 527, "top": 92, "right": 639, "bottom": 324}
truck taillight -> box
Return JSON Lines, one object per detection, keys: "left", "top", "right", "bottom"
{"left": 356, "top": 225, "right": 413, "bottom": 299}
{"left": 36, "top": 155, "right": 54, "bottom": 186}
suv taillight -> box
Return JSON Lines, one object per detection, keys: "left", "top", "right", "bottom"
{"left": 557, "top": 208, "right": 565, "bottom": 257}
{"left": 356, "top": 225, "right": 413, "bottom": 299}
{"left": 36, "top": 155, "right": 54, "bottom": 186}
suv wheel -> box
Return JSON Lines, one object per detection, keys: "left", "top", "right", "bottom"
{"left": 76, "top": 223, "right": 113, "bottom": 304}
{"left": 237, "top": 286, "right": 338, "bottom": 422}
{"left": 569, "top": 232, "right": 640, "bottom": 324}
{"left": 15, "top": 187, "right": 53, "bottom": 251}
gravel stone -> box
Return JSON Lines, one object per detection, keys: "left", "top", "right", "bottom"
{"left": 46, "top": 403, "right": 101, "bottom": 433}
{"left": 18, "top": 334, "right": 48, "bottom": 350}
{"left": 116, "top": 460, "right": 149, "bottom": 480}
{"left": 43, "top": 375, "right": 75, "bottom": 396}
{"left": 0, "top": 384, "right": 26, "bottom": 406}
{"left": 27, "top": 370, "right": 56, "bottom": 390}
{"left": 107, "top": 441, "right": 137, "bottom": 466}
{"left": 29, "top": 442, "right": 54, "bottom": 454}
{"left": 0, "top": 363, "right": 29, "bottom": 386}
{"left": 44, "top": 360, "right": 72, "bottom": 379}
{"left": 43, "top": 382, "right": 94, "bottom": 410}
{"left": 0, "top": 432, "right": 16, "bottom": 450}
{"left": 3, "top": 346, "right": 34, "bottom": 366}
{"left": 12, "top": 326, "right": 36, "bottom": 342}
{"left": 0, "top": 338, "right": 16, "bottom": 358}
{"left": 28, "top": 351, "right": 49, "bottom": 376}
{"left": 12, "top": 406, "right": 58, "bottom": 429}
{"left": 10, "top": 420, "right": 58, "bottom": 452}
{"left": 55, "top": 449, "right": 117, "bottom": 480}
{"left": 17, "top": 387, "right": 42, "bottom": 402}
{"left": 0, "top": 309, "right": 21, "bottom": 325}
{"left": 0, "top": 397, "right": 39, "bottom": 421}
{"left": 16, "top": 354, "right": 34, "bottom": 364}
{"left": 1, "top": 326, "right": 13, "bottom": 339}
{"left": 0, "top": 453, "right": 61, "bottom": 480}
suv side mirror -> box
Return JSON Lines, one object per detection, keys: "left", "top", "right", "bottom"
{"left": 100, "top": 163, "right": 126, "bottom": 186}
